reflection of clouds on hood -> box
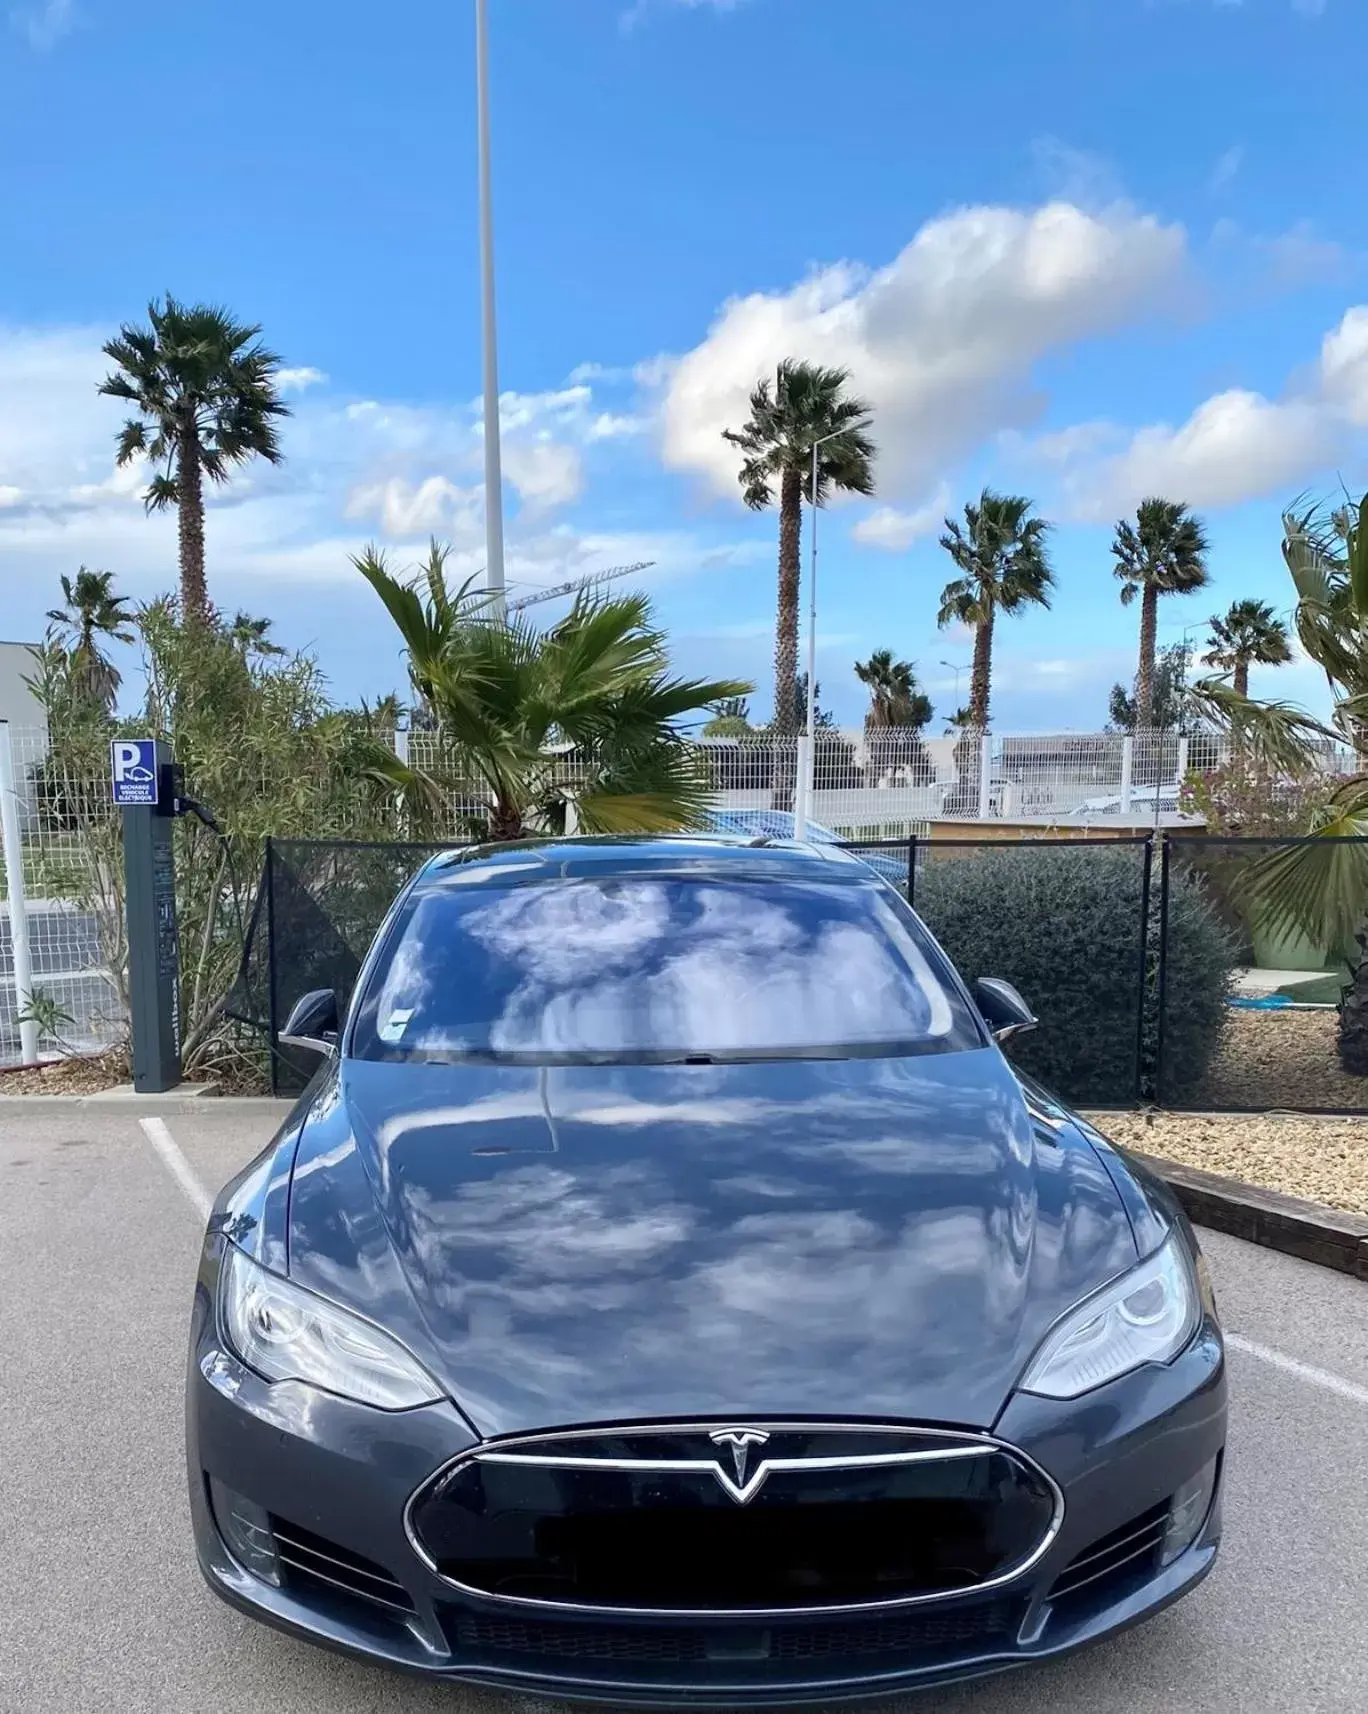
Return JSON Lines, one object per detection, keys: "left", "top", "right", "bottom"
{"left": 430, "top": 877, "right": 953, "bottom": 1055}
{"left": 401, "top": 1160, "right": 1036, "bottom": 1423}
{"left": 334, "top": 1049, "right": 1138, "bottom": 1432}
{"left": 689, "top": 1207, "right": 998, "bottom": 1349}
{"left": 406, "top": 1163, "right": 696, "bottom": 1285}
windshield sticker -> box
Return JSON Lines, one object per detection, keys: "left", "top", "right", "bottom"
{"left": 379, "top": 1007, "right": 415, "bottom": 1043}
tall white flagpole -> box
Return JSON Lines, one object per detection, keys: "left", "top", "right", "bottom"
{"left": 475, "top": 0, "right": 506, "bottom": 617}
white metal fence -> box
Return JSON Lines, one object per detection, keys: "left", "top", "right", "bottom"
{"left": 705, "top": 728, "right": 1356, "bottom": 837}
{"left": 1, "top": 718, "right": 1356, "bottom": 1067}
{"left": 0, "top": 722, "right": 125, "bottom": 1066}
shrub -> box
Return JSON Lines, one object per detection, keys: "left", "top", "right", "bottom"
{"left": 1181, "top": 762, "right": 1342, "bottom": 838}
{"left": 912, "top": 844, "right": 1236, "bottom": 1106}
{"left": 27, "top": 599, "right": 412, "bottom": 1081}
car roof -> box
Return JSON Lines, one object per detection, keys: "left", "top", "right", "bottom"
{"left": 705, "top": 808, "right": 839, "bottom": 843}
{"left": 412, "top": 834, "right": 869, "bottom": 891}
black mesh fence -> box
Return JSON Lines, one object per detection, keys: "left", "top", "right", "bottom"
{"left": 846, "top": 837, "right": 1152, "bottom": 1108}
{"left": 233, "top": 831, "right": 1368, "bottom": 1114}
{"left": 1156, "top": 836, "right": 1368, "bottom": 1114}
{"left": 233, "top": 838, "right": 454, "bottom": 1094}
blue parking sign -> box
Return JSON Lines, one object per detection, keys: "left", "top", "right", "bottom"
{"left": 111, "top": 738, "right": 160, "bottom": 806}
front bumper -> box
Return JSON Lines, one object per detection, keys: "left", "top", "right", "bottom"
{"left": 187, "top": 1249, "right": 1226, "bottom": 1708}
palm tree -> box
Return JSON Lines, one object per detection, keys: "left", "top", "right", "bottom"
{"left": 937, "top": 491, "right": 1054, "bottom": 730}
{"left": 225, "top": 611, "right": 286, "bottom": 658}
{"left": 702, "top": 695, "right": 753, "bottom": 737}
{"left": 44, "top": 567, "right": 134, "bottom": 712}
{"left": 357, "top": 548, "right": 749, "bottom": 840}
{"left": 369, "top": 691, "right": 409, "bottom": 731}
{"left": 1186, "top": 497, "right": 1368, "bottom": 1069}
{"left": 854, "top": 650, "right": 932, "bottom": 730}
{"left": 1202, "top": 598, "right": 1292, "bottom": 698}
{"left": 1112, "top": 498, "right": 1210, "bottom": 726}
{"left": 98, "top": 298, "right": 290, "bottom": 626}
{"left": 723, "top": 360, "right": 875, "bottom": 733}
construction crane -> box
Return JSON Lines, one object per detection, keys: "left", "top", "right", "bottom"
{"left": 507, "top": 561, "right": 654, "bottom": 613}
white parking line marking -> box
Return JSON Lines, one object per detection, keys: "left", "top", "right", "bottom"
{"left": 139, "top": 1116, "right": 213, "bottom": 1223}
{"left": 1227, "top": 1332, "right": 1368, "bottom": 1409}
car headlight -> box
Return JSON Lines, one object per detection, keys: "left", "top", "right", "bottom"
{"left": 1018, "top": 1233, "right": 1200, "bottom": 1400}
{"left": 219, "top": 1244, "right": 443, "bottom": 1411}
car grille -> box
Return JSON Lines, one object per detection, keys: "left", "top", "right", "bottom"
{"left": 409, "top": 1424, "right": 1058, "bottom": 1613}
{"left": 1048, "top": 1499, "right": 1169, "bottom": 1605}
{"left": 269, "top": 1515, "right": 416, "bottom": 1616}
{"left": 449, "top": 1601, "right": 1017, "bottom": 1666}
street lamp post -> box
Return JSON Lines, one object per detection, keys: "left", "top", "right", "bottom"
{"left": 795, "top": 425, "right": 869, "bottom": 840}
{"left": 475, "top": 0, "right": 506, "bottom": 618}
{"left": 940, "top": 659, "right": 967, "bottom": 708}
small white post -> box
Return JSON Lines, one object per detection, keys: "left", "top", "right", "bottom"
{"left": 1120, "top": 736, "right": 1134, "bottom": 815}
{"left": 393, "top": 728, "right": 410, "bottom": 764}
{"left": 793, "top": 735, "right": 813, "bottom": 840}
{"left": 977, "top": 733, "right": 993, "bottom": 820}
{"left": 0, "top": 723, "right": 38, "bottom": 1065}
{"left": 1176, "top": 735, "right": 1190, "bottom": 788}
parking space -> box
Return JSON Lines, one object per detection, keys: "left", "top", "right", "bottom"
{"left": 2, "top": 1097, "right": 1366, "bottom": 1714}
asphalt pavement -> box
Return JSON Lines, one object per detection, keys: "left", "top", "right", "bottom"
{"left": 2, "top": 1096, "right": 1367, "bottom": 1714}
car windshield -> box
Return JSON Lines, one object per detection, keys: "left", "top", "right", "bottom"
{"left": 350, "top": 872, "right": 980, "bottom": 1065}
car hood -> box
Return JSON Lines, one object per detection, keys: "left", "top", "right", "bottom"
{"left": 285, "top": 1051, "right": 1137, "bottom": 1437}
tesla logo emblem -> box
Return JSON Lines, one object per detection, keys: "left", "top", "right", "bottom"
{"left": 707, "top": 1429, "right": 772, "bottom": 1504}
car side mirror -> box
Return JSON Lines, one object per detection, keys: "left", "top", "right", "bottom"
{"left": 280, "top": 989, "right": 340, "bottom": 1055}
{"left": 974, "top": 977, "right": 1038, "bottom": 1045}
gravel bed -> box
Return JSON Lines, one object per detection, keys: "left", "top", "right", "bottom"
{"left": 0, "top": 1049, "right": 127, "bottom": 1095}
{"left": 1091, "top": 1108, "right": 1368, "bottom": 1217}
{"left": 1185, "top": 1006, "right": 1368, "bottom": 1113}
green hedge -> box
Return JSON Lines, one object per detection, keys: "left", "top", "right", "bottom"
{"left": 912, "top": 844, "right": 1235, "bottom": 1105}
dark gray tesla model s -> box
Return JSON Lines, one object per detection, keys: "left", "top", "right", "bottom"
{"left": 187, "top": 836, "right": 1226, "bottom": 1706}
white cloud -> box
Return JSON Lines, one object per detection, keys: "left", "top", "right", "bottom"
{"left": 300, "top": 379, "right": 629, "bottom": 525}
{"left": 1316, "top": 305, "right": 1368, "bottom": 421}
{"left": 568, "top": 361, "right": 633, "bottom": 386}
{"left": 1030, "top": 138, "right": 1124, "bottom": 207}
{"left": 500, "top": 441, "right": 584, "bottom": 513}
{"left": 1210, "top": 216, "right": 1347, "bottom": 289}
{"left": 10, "top": 0, "right": 74, "bottom": 49}
{"left": 344, "top": 475, "right": 483, "bottom": 537}
{"left": 1078, "top": 390, "right": 1334, "bottom": 516}
{"left": 1208, "top": 145, "right": 1244, "bottom": 195}
{"left": 588, "top": 411, "right": 646, "bottom": 441}
{"left": 653, "top": 200, "right": 1188, "bottom": 505}
{"left": 850, "top": 485, "right": 951, "bottom": 552}
{"left": 0, "top": 319, "right": 742, "bottom": 665}
{"left": 70, "top": 455, "right": 150, "bottom": 505}
{"left": 621, "top": 0, "right": 746, "bottom": 26}
{"left": 1046, "top": 303, "right": 1368, "bottom": 518}
{"left": 1011, "top": 420, "right": 1121, "bottom": 467}
{"left": 1207, "top": 0, "right": 1326, "bottom": 12}
{"left": 0, "top": 326, "right": 112, "bottom": 504}
{"left": 275, "top": 365, "right": 328, "bottom": 394}
{"left": 495, "top": 385, "right": 592, "bottom": 434}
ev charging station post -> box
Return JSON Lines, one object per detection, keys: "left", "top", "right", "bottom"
{"left": 112, "top": 739, "right": 182, "bottom": 1092}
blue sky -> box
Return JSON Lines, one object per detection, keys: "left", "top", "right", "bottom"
{"left": 2, "top": 0, "right": 1365, "bottom": 730}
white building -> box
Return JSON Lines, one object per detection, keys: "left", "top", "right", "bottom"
{"left": 0, "top": 640, "right": 47, "bottom": 735}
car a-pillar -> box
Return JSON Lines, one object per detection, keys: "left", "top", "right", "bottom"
{"left": 114, "top": 737, "right": 182, "bottom": 1092}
